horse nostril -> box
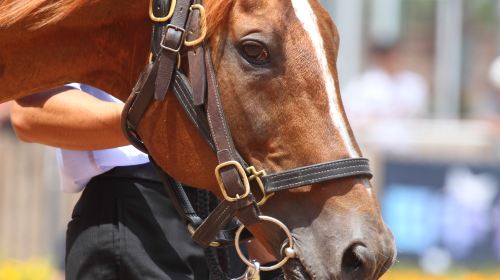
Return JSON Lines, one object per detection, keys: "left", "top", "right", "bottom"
{"left": 341, "top": 243, "right": 375, "bottom": 279}
{"left": 342, "top": 244, "right": 364, "bottom": 272}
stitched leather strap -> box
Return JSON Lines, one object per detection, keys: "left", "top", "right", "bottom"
{"left": 262, "top": 158, "right": 372, "bottom": 193}
{"left": 190, "top": 49, "right": 261, "bottom": 247}
{"left": 151, "top": 158, "right": 251, "bottom": 247}
{"left": 186, "top": 0, "right": 207, "bottom": 106}
{"left": 122, "top": 0, "right": 174, "bottom": 153}
{"left": 174, "top": 72, "right": 215, "bottom": 150}
{"left": 122, "top": 62, "right": 157, "bottom": 153}
{"left": 151, "top": 0, "right": 172, "bottom": 59}
{"left": 154, "top": 0, "right": 193, "bottom": 100}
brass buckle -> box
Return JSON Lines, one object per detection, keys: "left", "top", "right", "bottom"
{"left": 149, "top": 0, "right": 176, "bottom": 22}
{"left": 247, "top": 166, "right": 274, "bottom": 206}
{"left": 160, "top": 24, "right": 186, "bottom": 53}
{"left": 215, "top": 161, "right": 250, "bottom": 202}
{"left": 185, "top": 4, "right": 207, "bottom": 47}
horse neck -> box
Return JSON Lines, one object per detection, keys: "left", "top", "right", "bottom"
{"left": 0, "top": 0, "right": 222, "bottom": 193}
{"left": 0, "top": 1, "right": 150, "bottom": 103}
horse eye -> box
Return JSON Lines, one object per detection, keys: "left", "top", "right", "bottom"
{"left": 240, "top": 41, "right": 270, "bottom": 65}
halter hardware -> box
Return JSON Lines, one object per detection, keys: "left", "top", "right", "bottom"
{"left": 234, "top": 261, "right": 260, "bottom": 280}
{"left": 160, "top": 24, "right": 186, "bottom": 53}
{"left": 149, "top": 0, "right": 176, "bottom": 22}
{"left": 215, "top": 161, "right": 251, "bottom": 202}
{"left": 234, "top": 216, "right": 296, "bottom": 272}
{"left": 247, "top": 166, "right": 274, "bottom": 206}
{"left": 185, "top": 4, "right": 207, "bottom": 47}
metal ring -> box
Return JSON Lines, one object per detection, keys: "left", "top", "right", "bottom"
{"left": 234, "top": 216, "right": 295, "bottom": 272}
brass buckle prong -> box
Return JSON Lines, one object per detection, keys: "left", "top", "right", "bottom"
{"left": 215, "top": 161, "right": 250, "bottom": 202}
{"left": 247, "top": 166, "right": 274, "bottom": 206}
{"left": 149, "top": 0, "right": 176, "bottom": 22}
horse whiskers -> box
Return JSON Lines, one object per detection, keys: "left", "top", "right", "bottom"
{"left": 373, "top": 251, "right": 398, "bottom": 279}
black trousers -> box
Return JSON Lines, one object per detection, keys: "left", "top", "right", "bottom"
{"left": 65, "top": 164, "right": 209, "bottom": 280}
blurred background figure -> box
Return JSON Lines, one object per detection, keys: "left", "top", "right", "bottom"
{"left": 342, "top": 40, "right": 429, "bottom": 122}
{"left": 0, "top": 102, "right": 12, "bottom": 130}
{"left": 479, "top": 56, "right": 500, "bottom": 125}
{"left": 490, "top": 56, "right": 500, "bottom": 93}
{"left": 489, "top": 56, "right": 500, "bottom": 92}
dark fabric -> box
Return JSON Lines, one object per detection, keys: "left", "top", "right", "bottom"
{"left": 65, "top": 165, "right": 209, "bottom": 280}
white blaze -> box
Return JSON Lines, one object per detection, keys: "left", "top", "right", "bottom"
{"left": 291, "top": 0, "right": 358, "bottom": 156}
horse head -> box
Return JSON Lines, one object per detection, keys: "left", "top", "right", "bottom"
{"left": 0, "top": 0, "right": 396, "bottom": 278}
{"left": 142, "top": 0, "right": 396, "bottom": 279}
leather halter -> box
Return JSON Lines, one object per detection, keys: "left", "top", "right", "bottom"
{"left": 122, "top": 0, "right": 372, "bottom": 249}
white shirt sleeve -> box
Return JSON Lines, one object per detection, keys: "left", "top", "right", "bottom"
{"left": 56, "top": 84, "right": 149, "bottom": 193}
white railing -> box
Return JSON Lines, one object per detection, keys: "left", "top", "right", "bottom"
{"left": 0, "top": 128, "right": 78, "bottom": 262}
{"left": 352, "top": 118, "right": 499, "bottom": 161}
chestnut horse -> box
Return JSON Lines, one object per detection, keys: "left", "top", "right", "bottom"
{"left": 0, "top": 0, "right": 396, "bottom": 279}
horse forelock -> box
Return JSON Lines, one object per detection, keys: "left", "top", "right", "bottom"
{"left": 205, "top": 0, "right": 235, "bottom": 37}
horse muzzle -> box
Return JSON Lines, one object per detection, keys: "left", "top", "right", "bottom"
{"left": 279, "top": 224, "right": 396, "bottom": 280}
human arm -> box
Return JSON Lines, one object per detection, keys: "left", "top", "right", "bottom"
{"left": 11, "top": 87, "right": 129, "bottom": 150}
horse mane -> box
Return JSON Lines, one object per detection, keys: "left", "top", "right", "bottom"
{"left": 0, "top": 0, "right": 234, "bottom": 34}
{"left": 0, "top": 0, "right": 90, "bottom": 29}
{"left": 205, "top": 0, "right": 234, "bottom": 36}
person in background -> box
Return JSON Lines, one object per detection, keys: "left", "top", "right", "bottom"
{"left": 11, "top": 84, "right": 278, "bottom": 280}
{"left": 471, "top": 55, "right": 500, "bottom": 137}
{"left": 490, "top": 56, "right": 500, "bottom": 92}
{"left": 11, "top": 85, "right": 210, "bottom": 280}
{"left": 483, "top": 56, "right": 500, "bottom": 120}
{"left": 342, "top": 40, "right": 429, "bottom": 123}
